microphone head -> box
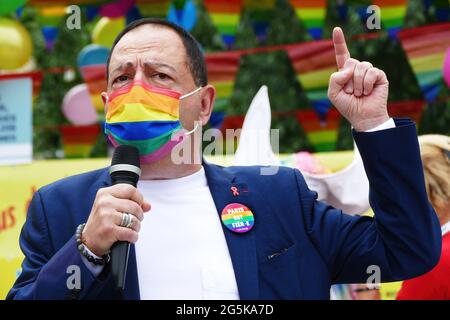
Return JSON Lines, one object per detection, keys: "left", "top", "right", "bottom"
{"left": 111, "top": 145, "right": 140, "bottom": 168}
{"left": 110, "top": 145, "right": 141, "bottom": 187}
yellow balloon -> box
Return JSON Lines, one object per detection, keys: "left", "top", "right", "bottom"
{"left": 92, "top": 17, "right": 125, "bottom": 48}
{"left": 0, "top": 18, "right": 33, "bottom": 70}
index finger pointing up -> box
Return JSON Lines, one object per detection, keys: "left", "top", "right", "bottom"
{"left": 333, "top": 27, "right": 351, "bottom": 70}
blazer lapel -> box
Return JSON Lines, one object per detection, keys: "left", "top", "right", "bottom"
{"left": 100, "top": 168, "right": 141, "bottom": 300}
{"left": 203, "top": 161, "right": 259, "bottom": 300}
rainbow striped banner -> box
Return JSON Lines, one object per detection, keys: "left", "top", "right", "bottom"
{"left": 285, "top": 40, "right": 336, "bottom": 119}
{"left": 398, "top": 23, "right": 450, "bottom": 103}
{"left": 288, "top": 0, "right": 327, "bottom": 40}
{"left": 78, "top": 44, "right": 110, "bottom": 118}
{"left": 244, "top": 0, "right": 276, "bottom": 43}
{"left": 204, "top": 0, "right": 243, "bottom": 48}
{"left": 59, "top": 124, "right": 101, "bottom": 158}
{"left": 373, "top": 0, "right": 408, "bottom": 36}
{"left": 296, "top": 108, "right": 341, "bottom": 152}
{"left": 135, "top": 0, "right": 172, "bottom": 18}
{"left": 205, "top": 51, "right": 242, "bottom": 117}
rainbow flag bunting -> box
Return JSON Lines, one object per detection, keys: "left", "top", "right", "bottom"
{"left": 285, "top": 40, "right": 336, "bottom": 119}
{"left": 373, "top": 0, "right": 408, "bottom": 36}
{"left": 219, "top": 107, "right": 341, "bottom": 152}
{"left": 398, "top": 23, "right": 450, "bottom": 103}
{"left": 135, "top": 0, "right": 172, "bottom": 18}
{"left": 167, "top": 0, "right": 197, "bottom": 31}
{"left": 59, "top": 124, "right": 101, "bottom": 158}
{"left": 204, "top": 40, "right": 337, "bottom": 123}
{"left": 205, "top": 51, "right": 242, "bottom": 124}
{"left": 296, "top": 108, "right": 341, "bottom": 152}
{"left": 29, "top": 1, "right": 106, "bottom": 49}
{"left": 204, "top": 0, "right": 243, "bottom": 48}
{"left": 387, "top": 100, "right": 426, "bottom": 126}
{"left": 29, "top": 1, "right": 105, "bottom": 4}
{"left": 220, "top": 114, "right": 245, "bottom": 133}
{"left": 34, "top": 4, "right": 66, "bottom": 50}
{"left": 345, "top": 0, "right": 372, "bottom": 27}
{"left": 244, "top": 0, "right": 276, "bottom": 43}
{"left": 288, "top": 0, "right": 327, "bottom": 40}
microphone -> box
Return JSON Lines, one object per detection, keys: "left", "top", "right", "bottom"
{"left": 109, "top": 145, "right": 141, "bottom": 291}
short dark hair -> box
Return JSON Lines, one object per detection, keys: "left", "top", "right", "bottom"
{"left": 106, "top": 18, "right": 207, "bottom": 87}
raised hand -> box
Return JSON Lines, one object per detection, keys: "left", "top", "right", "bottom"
{"left": 328, "top": 27, "right": 390, "bottom": 131}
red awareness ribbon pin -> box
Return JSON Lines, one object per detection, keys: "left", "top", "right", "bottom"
{"left": 230, "top": 186, "right": 239, "bottom": 196}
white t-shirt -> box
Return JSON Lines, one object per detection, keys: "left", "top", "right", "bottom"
{"left": 135, "top": 166, "right": 239, "bottom": 300}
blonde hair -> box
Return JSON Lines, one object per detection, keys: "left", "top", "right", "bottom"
{"left": 418, "top": 135, "right": 450, "bottom": 215}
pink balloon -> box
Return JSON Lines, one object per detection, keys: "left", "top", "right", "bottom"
{"left": 62, "top": 84, "right": 98, "bottom": 125}
{"left": 444, "top": 47, "right": 450, "bottom": 89}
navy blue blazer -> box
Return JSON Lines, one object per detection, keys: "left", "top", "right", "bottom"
{"left": 7, "top": 119, "right": 442, "bottom": 300}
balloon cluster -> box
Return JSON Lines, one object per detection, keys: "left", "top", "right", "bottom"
{"left": 63, "top": 44, "right": 109, "bottom": 125}
{"left": 61, "top": 42, "right": 113, "bottom": 157}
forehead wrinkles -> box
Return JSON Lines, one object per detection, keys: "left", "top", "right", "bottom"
{"left": 113, "top": 26, "right": 187, "bottom": 62}
{"left": 115, "top": 38, "right": 176, "bottom": 55}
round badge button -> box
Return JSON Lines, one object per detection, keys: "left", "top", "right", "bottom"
{"left": 221, "top": 203, "right": 254, "bottom": 233}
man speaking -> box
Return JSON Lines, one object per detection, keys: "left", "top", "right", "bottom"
{"left": 7, "top": 19, "right": 441, "bottom": 300}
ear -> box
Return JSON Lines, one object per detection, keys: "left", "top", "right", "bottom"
{"left": 101, "top": 92, "right": 108, "bottom": 113}
{"left": 101, "top": 92, "right": 108, "bottom": 104}
{"left": 198, "top": 84, "right": 216, "bottom": 126}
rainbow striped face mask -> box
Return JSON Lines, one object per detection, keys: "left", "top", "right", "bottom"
{"left": 104, "top": 80, "right": 202, "bottom": 164}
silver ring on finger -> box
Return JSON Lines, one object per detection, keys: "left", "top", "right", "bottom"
{"left": 125, "top": 215, "right": 134, "bottom": 229}
{"left": 120, "top": 212, "right": 131, "bottom": 228}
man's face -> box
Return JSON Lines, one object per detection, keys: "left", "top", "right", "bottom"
{"left": 106, "top": 24, "right": 205, "bottom": 130}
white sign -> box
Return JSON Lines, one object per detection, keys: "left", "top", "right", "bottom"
{"left": 0, "top": 78, "right": 32, "bottom": 165}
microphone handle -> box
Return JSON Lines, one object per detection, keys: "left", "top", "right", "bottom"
{"left": 110, "top": 176, "right": 138, "bottom": 291}
{"left": 111, "top": 241, "right": 130, "bottom": 291}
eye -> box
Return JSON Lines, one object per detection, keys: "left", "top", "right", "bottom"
{"left": 113, "top": 75, "right": 130, "bottom": 84}
{"left": 152, "top": 72, "right": 170, "bottom": 81}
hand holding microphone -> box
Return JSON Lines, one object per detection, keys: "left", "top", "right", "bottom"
{"left": 82, "top": 184, "right": 150, "bottom": 256}
{"left": 82, "top": 145, "right": 150, "bottom": 289}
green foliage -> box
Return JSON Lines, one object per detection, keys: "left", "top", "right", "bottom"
{"left": 420, "top": 87, "right": 450, "bottom": 136}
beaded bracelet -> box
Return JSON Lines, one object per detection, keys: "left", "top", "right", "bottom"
{"left": 75, "top": 223, "right": 110, "bottom": 266}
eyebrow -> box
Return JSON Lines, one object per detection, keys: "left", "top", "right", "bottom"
{"left": 143, "top": 61, "right": 177, "bottom": 74}
{"left": 111, "top": 61, "right": 134, "bottom": 76}
{"left": 109, "top": 61, "right": 177, "bottom": 79}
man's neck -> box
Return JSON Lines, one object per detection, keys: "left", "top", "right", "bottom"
{"left": 139, "top": 155, "right": 202, "bottom": 180}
